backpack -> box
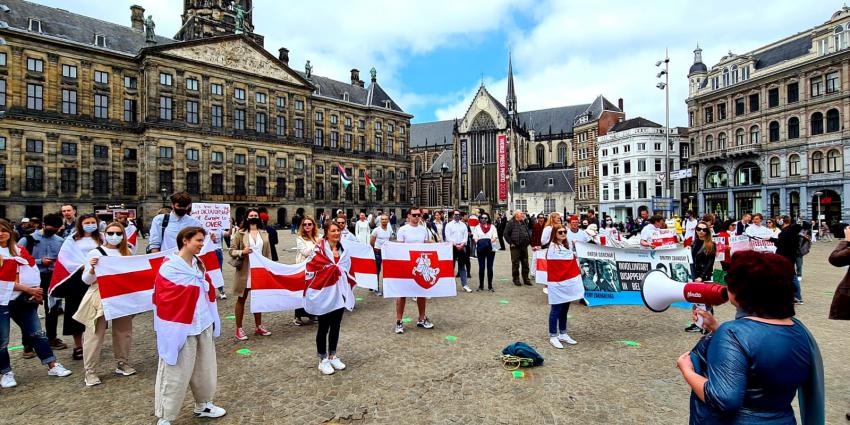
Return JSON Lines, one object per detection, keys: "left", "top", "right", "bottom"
{"left": 146, "top": 213, "right": 170, "bottom": 254}
{"left": 22, "top": 233, "right": 39, "bottom": 252}
{"left": 501, "top": 342, "right": 544, "bottom": 367}
{"left": 798, "top": 229, "right": 812, "bottom": 257}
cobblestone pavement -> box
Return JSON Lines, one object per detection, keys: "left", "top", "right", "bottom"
{"left": 1, "top": 233, "right": 849, "bottom": 424}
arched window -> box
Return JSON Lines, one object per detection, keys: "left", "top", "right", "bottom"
{"left": 749, "top": 125, "right": 760, "bottom": 144}
{"left": 736, "top": 162, "right": 761, "bottom": 186}
{"left": 788, "top": 117, "right": 800, "bottom": 139}
{"left": 828, "top": 149, "right": 842, "bottom": 172}
{"left": 811, "top": 112, "right": 824, "bottom": 135}
{"left": 704, "top": 135, "right": 713, "bottom": 152}
{"left": 387, "top": 184, "right": 395, "bottom": 202}
{"left": 557, "top": 142, "right": 567, "bottom": 165}
{"left": 769, "top": 121, "right": 780, "bottom": 142}
{"left": 827, "top": 108, "right": 840, "bottom": 132}
{"left": 718, "top": 132, "right": 727, "bottom": 149}
{"left": 789, "top": 154, "right": 801, "bottom": 176}
{"left": 735, "top": 128, "right": 745, "bottom": 146}
{"left": 811, "top": 151, "right": 824, "bottom": 173}
{"left": 535, "top": 144, "right": 545, "bottom": 167}
{"left": 769, "top": 156, "right": 780, "bottom": 177}
{"left": 706, "top": 166, "right": 728, "bottom": 188}
{"left": 789, "top": 191, "right": 800, "bottom": 218}
{"left": 836, "top": 24, "right": 848, "bottom": 50}
{"left": 722, "top": 67, "right": 730, "bottom": 86}
{"left": 731, "top": 65, "right": 739, "bottom": 83}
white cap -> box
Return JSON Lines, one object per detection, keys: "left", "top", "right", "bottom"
{"left": 20, "top": 218, "right": 30, "bottom": 223}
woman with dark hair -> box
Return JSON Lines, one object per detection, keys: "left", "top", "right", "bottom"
{"left": 545, "top": 224, "right": 583, "bottom": 349}
{"left": 228, "top": 208, "right": 272, "bottom": 340}
{"left": 57, "top": 213, "right": 103, "bottom": 360}
{"left": 307, "top": 221, "right": 356, "bottom": 375}
{"left": 677, "top": 251, "right": 824, "bottom": 424}
{"left": 684, "top": 221, "right": 717, "bottom": 333}
{"left": 472, "top": 212, "right": 498, "bottom": 292}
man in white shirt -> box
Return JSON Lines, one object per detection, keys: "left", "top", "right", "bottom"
{"left": 355, "top": 212, "right": 371, "bottom": 245}
{"left": 394, "top": 207, "right": 435, "bottom": 334}
{"left": 744, "top": 213, "right": 772, "bottom": 240}
{"left": 370, "top": 214, "right": 393, "bottom": 297}
{"left": 640, "top": 215, "right": 666, "bottom": 248}
{"left": 566, "top": 215, "right": 590, "bottom": 250}
{"left": 683, "top": 210, "right": 698, "bottom": 246}
{"left": 149, "top": 192, "right": 205, "bottom": 253}
{"left": 444, "top": 210, "right": 471, "bottom": 292}
{"left": 335, "top": 216, "right": 359, "bottom": 244}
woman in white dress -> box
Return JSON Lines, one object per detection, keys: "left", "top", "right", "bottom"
{"left": 546, "top": 223, "right": 584, "bottom": 349}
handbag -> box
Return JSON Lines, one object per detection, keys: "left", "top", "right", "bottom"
{"left": 228, "top": 232, "right": 245, "bottom": 270}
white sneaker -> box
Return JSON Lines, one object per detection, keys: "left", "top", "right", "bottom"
{"left": 543, "top": 287, "right": 549, "bottom": 295}
{"left": 1, "top": 371, "right": 17, "bottom": 388}
{"left": 558, "top": 334, "right": 577, "bottom": 345}
{"left": 549, "top": 336, "right": 564, "bottom": 349}
{"left": 156, "top": 420, "right": 171, "bottom": 425}
{"left": 394, "top": 322, "right": 404, "bottom": 334}
{"left": 329, "top": 357, "right": 346, "bottom": 370}
{"left": 462, "top": 286, "right": 472, "bottom": 293}
{"left": 193, "top": 401, "right": 227, "bottom": 418}
{"left": 218, "top": 293, "right": 227, "bottom": 300}
{"left": 48, "top": 363, "right": 72, "bottom": 377}
{"left": 318, "top": 359, "right": 335, "bottom": 375}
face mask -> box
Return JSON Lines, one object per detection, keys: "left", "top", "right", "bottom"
{"left": 82, "top": 223, "right": 98, "bottom": 233}
{"left": 481, "top": 218, "right": 489, "bottom": 224}
{"left": 453, "top": 215, "right": 460, "bottom": 221}
{"left": 105, "top": 234, "right": 123, "bottom": 246}
{"left": 249, "top": 217, "right": 261, "bottom": 226}
{"left": 173, "top": 208, "right": 188, "bottom": 216}
{"left": 777, "top": 219, "right": 784, "bottom": 226}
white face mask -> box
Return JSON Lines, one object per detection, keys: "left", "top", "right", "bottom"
{"left": 105, "top": 234, "right": 123, "bottom": 246}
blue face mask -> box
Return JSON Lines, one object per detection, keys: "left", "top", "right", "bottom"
{"left": 82, "top": 223, "right": 98, "bottom": 233}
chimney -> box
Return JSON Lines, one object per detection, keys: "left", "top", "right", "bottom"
{"left": 618, "top": 98, "right": 624, "bottom": 112}
{"left": 130, "top": 5, "right": 145, "bottom": 31}
{"left": 350, "top": 69, "right": 360, "bottom": 86}
{"left": 278, "top": 48, "right": 289, "bottom": 66}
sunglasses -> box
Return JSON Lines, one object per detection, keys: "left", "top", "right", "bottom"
{"left": 556, "top": 230, "right": 567, "bottom": 235}
{"left": 335, "top": 222, "right": 346, "bottom": 226}
{"left": 696, "top": 228, "right": 708, "bottom": 232}
{"left": 303, "top": 223, "right": 314, "bottom": 227}
{"left": 105, "top": 231, "right": 123, "bottom": 236}
{"left": 410, "top": 213, "right": 421, "bottom": 217}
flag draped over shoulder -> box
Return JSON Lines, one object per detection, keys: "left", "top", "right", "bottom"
{"left": 153, "top": 253, "right": 220, "bottom": 366}
{"left": 248, "top": 252, "right": 306, "bottom": 313}
{"left": 48, "top": 238, "right": 87, "bottom": 295}
{"left": 94, "top": 249, "right": 173, "bottom": 320}
{"left": 304, "top": 239, "right": 357, "bottom": 316}
{"left": 125, "top": 224, "right": 139, "bottom": 254}
{"left": 534, "top": 247, "right": 584, "bottom": 303}
{"left": 380, "top": 242, "right": 456, "bottom": 298}
{"left": 0, "top": 246, "right": 39, "bottom": 306}
{"left": 199, "top": 237, "right": 224, "bottom": 289}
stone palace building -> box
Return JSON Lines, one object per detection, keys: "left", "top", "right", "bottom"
{"left": 0, "top": 0, "right": 412, "bottom": 224}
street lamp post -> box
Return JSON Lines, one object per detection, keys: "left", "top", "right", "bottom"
{"left": 814, "top": 191, "right": 823, "bottom": 225}
{"left": 656, "top": 49, "right": 671, "bottom": 211}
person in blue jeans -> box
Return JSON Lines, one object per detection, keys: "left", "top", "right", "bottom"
{"left": 472, "top": 212, "right": 498, "bottom": 292}
{"left": 0, "top": 220, "right": 72, "bottom": 388}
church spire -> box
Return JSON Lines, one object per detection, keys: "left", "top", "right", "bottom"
{"left": 506, "top": 50, "right": 517, "bottom": 115}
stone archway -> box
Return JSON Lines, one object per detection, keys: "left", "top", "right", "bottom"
{"left": 811, "top": 189, "right": 841, "bottom": 225}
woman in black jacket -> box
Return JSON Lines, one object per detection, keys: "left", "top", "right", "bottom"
{"left": 690, "top": 222, "right": 716, "bottom": 282}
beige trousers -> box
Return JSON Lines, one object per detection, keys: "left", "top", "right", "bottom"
{"left": 82, "top": 315, "right": 133, "bottom": 373}
{"left": 154, "top": 326, "right": 217, "bottom": 421}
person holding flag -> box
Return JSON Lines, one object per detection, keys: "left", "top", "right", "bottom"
{"left": 153, "top": 227, "right": 224, "bottom": 424}
{"left": 228, "top": 209, "right": 273, "bottom": 341}
{"left": 0, "top": 220, "right": 72, "bottom": 388}
{"left": 545, "top": 224, "right": 584, "bottom": 349}
{"left": 307, "top": 221, "right": 357, "bottom": 375}
{"left": 51, "top": 213, "right": 103, "bottom": 361}
{"left": 74, "top": 222, "right": 137, "bottom": 387}
{"left": 393, "top": 207, "right": 436, "bottom": 334}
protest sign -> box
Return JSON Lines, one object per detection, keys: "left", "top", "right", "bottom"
{"left": 191, "top": 203, "right": 231, "bottom": 231}
{"left": 728, "top": 235, "right": 751, "bottom": 254}
{"left": 651, "top": 228, "right": 679, "bottom": 249}
{"left": 574, "top": 241, "right": 692, "bottom": 307}
{"left": 713, "top": 236, "right": 727, "bottom": 262}
{"left": 750, "top": 239, "right": 777, "bottom": 253}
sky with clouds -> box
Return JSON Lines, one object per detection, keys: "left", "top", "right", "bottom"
{"left": 32, "top": 0, "right": 843, "bottom": 125}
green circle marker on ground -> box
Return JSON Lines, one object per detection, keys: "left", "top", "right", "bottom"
{"left": 445, "top": 335, "right": 458, "bottom": 341}
{"left": 8, "top": 345, "right": 23, "bottom": 351}
{"left": 225, "top": 315, "right": 236, "bottom": 320}
{"left": 499, "top": 299, "right": 509, "bottom": 304}
{"left": 619, "top": 341, "right": 640, "bottom": 347}
{"left": 567, "top": 314, "right": 572, "bottom": 319}
{"left": 236, "top": 349, "right": 251, "bottom": 355}
{"left": 401, "top": 317, "right": 412, "bottom": 324}
{"left": 512, "top": 370, "right": 525, "bottom": 378}
{"left": 356, "top": 297, "right": 364, "bottom": 301}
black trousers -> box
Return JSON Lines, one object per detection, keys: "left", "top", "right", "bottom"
{"left": 316, "top": 308, "right": 345, "bottom": 358}
{"left": 24, "top": 271, "right": 60, "bottom": 350}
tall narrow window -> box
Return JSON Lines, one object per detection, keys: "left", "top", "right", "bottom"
{"left": 768, "top": 121, "right": 779, "bottom": 142}
{"left": 827, "top": 108, "right": 840, "bottom": 132}
{"left": 211, "top": 105, "right": 223, "bottom": 128}
{"left": 811, "top": 112, "right": 824, "bottom": 135}
{"left": 788, "top": 117, "right": 800, "bottom": 139}
{"left": 26, "top": 84, "right": 43, "bottom": 110}
{"left": 255, "top": 112, "right": 266, "bottom": 133}
{"left": 159, "top": 96, "right": 173, "bottom": 120}
{"left": 61, "top": 89, "right": 77, "bottom": 114}
{"left": 186, "top": 100, "right": 199, "bottom": 124}
{"left": 94, "top": 94, "right": 109, "bottom": 118}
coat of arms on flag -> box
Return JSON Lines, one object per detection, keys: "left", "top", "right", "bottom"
{"left": 380, "top": 242, "right": 455, "bottom": 298}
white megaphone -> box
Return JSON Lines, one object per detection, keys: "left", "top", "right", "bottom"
{"left": 640, "top": 269, "right": 728, "bottom": 312}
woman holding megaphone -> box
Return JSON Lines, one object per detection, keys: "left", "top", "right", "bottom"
{"left": 676, "top": 251, "right": 824, "bottom": 424}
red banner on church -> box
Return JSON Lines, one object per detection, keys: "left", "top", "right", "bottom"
{"left": 498, "top": 134, "right": 507, "bottom": 202}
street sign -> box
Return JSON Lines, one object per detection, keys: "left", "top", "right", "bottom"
{"left": 670, "top": 169, "right": 693, "bottom": 180}
{"left": 651, "top": 196, "right": 674, "bottom": 213}
{"left": 818, "top": 214, "right": 826, "bottom": 220}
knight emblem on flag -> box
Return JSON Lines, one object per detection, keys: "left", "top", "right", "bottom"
{"left": 412, "top": 252, "right": 440, "bottom": 288}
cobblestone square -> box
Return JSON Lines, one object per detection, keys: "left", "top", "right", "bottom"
{"left": 1, "top": 233, "right": 848, "bottom": 424}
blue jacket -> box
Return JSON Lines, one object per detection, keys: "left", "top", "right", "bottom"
{"left": 18, "top": 230, "right": 64, "bottom": 273}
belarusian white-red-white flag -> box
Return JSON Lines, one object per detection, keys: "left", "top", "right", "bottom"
{"left": 346, "top": 241, "right": 378, "bottom": 290}
{"left": 198, "top": 237, "right": 224, "bottom": 290}
{"left": 125, "top": 223, "right": 139, "bottom": 254}
{"left": 0, "top": 246, "right": 39, "bottom": 305}
{"left": 304, "top": 239, "right": 357, "bottom": 315}
{"left": 534, "top": 248, "right": 585, "bottom": 302}
{"left": 153, "top": 253, "right": 220, "bottom": 366}
{"left": 248, "top": 252, "right": 306, "bottom": 313}
{"left": 652, "top": 229, "right": 679, "bottom": 249}
{"left": 48, "top": 238, "right": 87, "bottom": 295}
{"left": 380, "top": 242, "right": 456, "bottom": 298}
{"left": 94, "top": 249, "right": 172, "bottom": 320}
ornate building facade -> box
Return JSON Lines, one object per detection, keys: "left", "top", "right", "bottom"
{"left": 0, "top": 0, "right": 411, "bottom": 224}
{"left": 688, "top": 6, "right": 850, "bottom": 223}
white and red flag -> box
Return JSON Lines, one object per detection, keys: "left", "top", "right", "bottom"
{"left": 153, "top": 253, "right": 220, "bottom": 366}
{"left": 248, "top": 252, "right": 306, "bottom": 313}
{"left": 304, "top": 239, "right": 358, "bottom": 315}
{"left": 198, "top": 237, "right": 224, "bottom": 289}
{"left": 0, "top": 246, "right": 39, "bottom": 305}
{"left": 94, "top": 249, "right": 172, "bottom": 320}
{"left": 346, "top": 241, "right": 378, "bottom": 290}
{"left": 380, "top": 242, "right": 456, "bottom": 298}
{"left": 125, "top": 223, "right": 139, "bottom": 254}
{"left": 48, "top": 238, "right": 87, "bottom": 295}
{"left": 651, "top": 229, "right": 679, "bottom": 249}
{"left": 534, "top": 247, "right": 585, "bottom": 302}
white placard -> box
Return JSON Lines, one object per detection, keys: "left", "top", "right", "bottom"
{"left": 191, "top": 203, "right": 231, "bottom": 231}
